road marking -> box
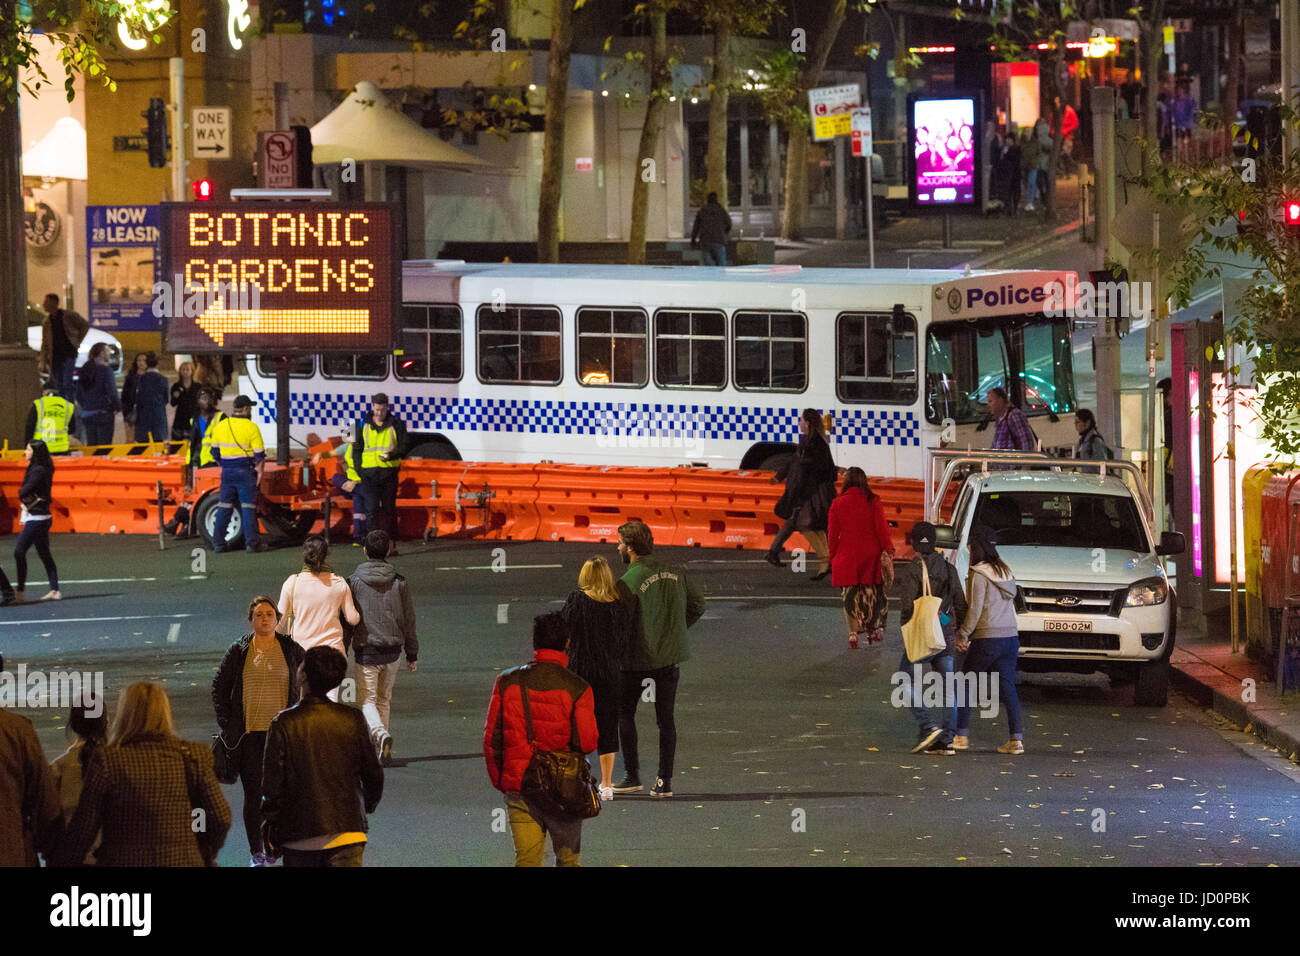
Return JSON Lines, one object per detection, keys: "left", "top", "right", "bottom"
{"left": 167, "top": 623, "right": 181, "bottom": 644}
{"left": 460, "top": 563, "right": 563, "bottom": 571}
{"left": 497, "top": 603, "right": 508, "bottom": 623}
{"left": 19, "top": 576, "right": 208, "bottom": 585}
{"left": 0, "top": 613, "right": 196, "bottom": 627}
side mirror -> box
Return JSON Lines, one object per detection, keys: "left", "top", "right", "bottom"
{"left": 1155, "top": 531, "right": 1185, "bottom": 556}
{"left": 934, "top": 524, "right": 958, "bottom": 551}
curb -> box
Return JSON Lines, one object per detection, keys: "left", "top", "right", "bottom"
{"left": 1169, "top": 656, "right": 1300, "bottom": 761}
{"left": 971, "top": 218, "right": 1082, "bottom": 270}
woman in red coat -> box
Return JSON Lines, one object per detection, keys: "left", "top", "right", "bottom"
{"left": 828, "top": 467, "right": 895, "bottom": 649}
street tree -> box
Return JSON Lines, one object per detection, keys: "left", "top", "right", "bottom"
{"left": 624, "top": 0, "right": 673, "bottom": 265}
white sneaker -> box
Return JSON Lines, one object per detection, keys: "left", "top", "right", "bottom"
{"left": 599, "top": 785, "right": 614, "bottom": 802}
{"left": 40, "top": 590, "right": 61, "bottom": 601}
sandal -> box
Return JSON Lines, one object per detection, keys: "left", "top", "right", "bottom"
{"left": 848, "top": 632, "right": 859, "bottom": 649}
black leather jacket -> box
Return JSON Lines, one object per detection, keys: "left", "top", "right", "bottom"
{"left": 212, "top": 633, "right": 304, "bottom": 746}
{"left": 261, "top": 696, "right": 383, "bottom": 844}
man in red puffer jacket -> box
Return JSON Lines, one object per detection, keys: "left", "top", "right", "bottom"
{"left": 484, "top": 613, "right": 598, "bottom": 866}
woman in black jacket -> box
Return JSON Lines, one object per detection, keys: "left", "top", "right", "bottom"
{"left": 560, "top": 556, "right": 633, "bottom": 802}
{"left": 170, "top": 360, "right": 202, "bottom": 440}
{"left": 766, "top": 408, "right": 837, "bottom": 579}
{"left": 212, "top": 595, "right": 305, "bottom": 866}
{"left": 14, "top": 440, "right": 60, "bottom": 602}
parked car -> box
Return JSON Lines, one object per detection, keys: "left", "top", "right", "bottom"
{"left": 27, "top": 323, "right": 123, "bottom": 376}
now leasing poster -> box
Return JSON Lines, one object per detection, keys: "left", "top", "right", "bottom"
{"left": 86, "top": 205, "right": 161, "bottom": 331}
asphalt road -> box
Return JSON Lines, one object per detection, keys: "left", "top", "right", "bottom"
{"left": 2, "top": 534, "right": 1297, "bottom": 867}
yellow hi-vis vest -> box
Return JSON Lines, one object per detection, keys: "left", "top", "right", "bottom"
{"left": 360, "top": 422, "right": 400, "bottom": 469}
{"left": 209, "top": 415, "right": 264, "bottom": 464}
{"left": 184, "top": 411, "right": 226, "bottom": 467}
{"left": 34, "top": 396, "right": 74, "bottom": 453}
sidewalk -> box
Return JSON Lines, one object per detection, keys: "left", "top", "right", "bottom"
{"left": 1171, "top": 630, "right": 1300, "bottom": 761}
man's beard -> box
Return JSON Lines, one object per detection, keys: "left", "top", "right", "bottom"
{"left": 620, "top": 548, "right": 631, "bottom": 565}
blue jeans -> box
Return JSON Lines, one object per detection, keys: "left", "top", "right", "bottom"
{"left": 701, "top": 243, "right": 726, "bottom": 266}
{"left": 1025, "top": 169, "right": 1038, "bottom": 205}
{"left": 55, "top": 357, "right": 76, "bottom": 401}
{"left": 898, "top": 648, "right": 955, "bottom": 744}
{"left": 82, "top": 412, "right": 114, "bottom": 446}
{"left": 213, "top": 466, "right": 260, "bottom": 550}
{"left": 957, "top": 636, "right": 1022, "bottom": 738}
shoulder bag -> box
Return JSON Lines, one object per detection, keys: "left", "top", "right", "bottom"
{"left": 280, "top": 575, "right": 298, "bottom": 637}
{"left": 518, "top": 672, "right": 601, "bottom": 820}
{"left": 210, "top": 733, "right": 240, "bottom": 785}
{"left": 901, "top": 560, "right": 947, "bottom": 663}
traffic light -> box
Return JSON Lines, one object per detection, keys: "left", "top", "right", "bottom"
{"left": 144, "top": 98, "right": 168, "bottom": 168}
{"left": 1285, "top": 199, "right": 1300, "bottom": 230}
{"left": 192, "top": 179, "right": 214, "bottom": 201}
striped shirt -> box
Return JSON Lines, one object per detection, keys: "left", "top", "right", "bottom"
{"left": 243, "top": 637, "right": 290, "bottom": 732}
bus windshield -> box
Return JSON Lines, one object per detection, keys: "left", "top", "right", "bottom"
{"left": 925, "top": 316, "right": 1074, "bottom": 425}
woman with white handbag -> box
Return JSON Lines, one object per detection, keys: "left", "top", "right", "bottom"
{"left": 277, "top": 535, "right": 360, "bottom": 702}
{"left": 896, "top": 521, "right": 968, "bottom": 755}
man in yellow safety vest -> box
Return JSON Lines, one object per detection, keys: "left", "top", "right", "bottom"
{"left": 208, "top": 395, "right": 267, "bottom": 553}
{"left": 351, "top": 393, "right": 406, "bottom": 544}
{"left": 183, "top": 388, "right": 225, "bottom": 487}
{"left": 23, "top": 380, "right": 76, "bottom": 454}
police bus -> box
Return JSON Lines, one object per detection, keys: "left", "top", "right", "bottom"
{"left": 237, "top": 262, "right": 1079, "bottom": 479}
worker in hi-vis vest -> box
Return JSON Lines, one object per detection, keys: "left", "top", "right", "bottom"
{"left": 313, "top": 440, "right": 368, "bottom": 545}
{"left": 208, "top": 395, "right": 266, "bottom": 553}
{"left": 351, "top": 392, "right": 406, "bottom": 545}
{"left": 23, "top": 380, "right": 76, "bottom": 454}
{"left": 183, "top": 387, "right": 225, "bottom": 491}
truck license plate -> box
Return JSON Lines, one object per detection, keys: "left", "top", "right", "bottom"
{"left": 1043, "top": 620, "right": 1094, "bottom": 632}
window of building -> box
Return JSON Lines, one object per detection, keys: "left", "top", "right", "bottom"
{"left": 654, "top": 309, "right": 726, "bottom": 389}
{"left": 476, "top": 305, "right": 562, "bottom": 384}
{"left": 321, "top": 353, "right": 388, "bottom": 379}
{"left": 836, "top": 311, "right": 918, "bottom": 404}
{"left": 733, "top": 311, "right": 807, "bottom": 391}
{"left": 395, "top": 304, "right": 462, "bottom": 381}
{"left": 576, "top": 307, "right": 648, "bottom": 387}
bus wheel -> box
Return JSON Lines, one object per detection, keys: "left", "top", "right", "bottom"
{"left": 757, "top": 452, "right": 793, "bottom": 474}
{"left": 406, "top": 440, "right": 461, "bottom": 461}
{"left": 196, "top": 494, "right": 244, "bottom": 550}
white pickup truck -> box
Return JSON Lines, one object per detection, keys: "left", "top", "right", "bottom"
{"left": 929, "top": 452, "right": 1185, "bottom": 706}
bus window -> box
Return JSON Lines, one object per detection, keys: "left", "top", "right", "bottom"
{"left": 577, "top": 307, "right": 648, "bottom": 387}
{"left": 1016, "top": 320, "right": 1075, "bottom": 415}
{"left": 256, "top": 355, "right": 314, "bottom": 377}
{"left": 654, "top": 309, "right": 726, "bottom": 389}
{"left": 835, "top": 312, "right": 917, "bottom": 404}
{"left": 734, "top": 311, "right": 807, "bottom": 392}
{"left": 322, "top": 353, "right": 388, "bottom": 379}
{"left": 925, "top": 321, "right": 1010, "bottom": 424}
{"left": 396, "top": 305, "right": 462, "bottom": 382}
{"left": 476, "top": 305, "right": 562, "bottom": 385}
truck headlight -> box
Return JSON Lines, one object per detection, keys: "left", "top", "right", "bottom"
{"left": 1124, "top": 576, "right": 1168, "bottom": 607}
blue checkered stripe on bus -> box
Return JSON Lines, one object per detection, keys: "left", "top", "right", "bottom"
{"left": 255, "top": 392, "right": 920, "bottom": 446}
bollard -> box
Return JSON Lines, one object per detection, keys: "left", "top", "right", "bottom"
{"left": 156, "top": 480, "right": 166, "bottom": 551}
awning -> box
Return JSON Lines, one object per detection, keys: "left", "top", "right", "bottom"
{"left": 310, "top": 80, "right": 502, "bottom": 170}
{"left": 22, "top": 116, "right": 87, "bottom": 181}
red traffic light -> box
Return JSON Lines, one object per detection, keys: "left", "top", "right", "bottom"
{"left": 192, "top": 179, "right": 214, "bottom": 201}
{"left": 1286, "top": 200, "right": 1300, "bottom": 227}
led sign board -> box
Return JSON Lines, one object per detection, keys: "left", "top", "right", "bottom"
{"left": 158, "top": 202, "right": 399, "bottom": 353}
{"left": 908, "top": 93, "right": 981, "bottom": 208}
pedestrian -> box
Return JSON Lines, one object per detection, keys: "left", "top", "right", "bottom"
{"left": 894, "top": 521, "right": 968, "bottom": 754}
{"left": 211, "top": 594, "right": 306, "bottom": 866}
{"left": 351, "top": 393, "right": 406, "bottom": 544}
{"left": 170, "top": 361, "right": 202, "bottom": 440}
{"left": 182, "top": 387, "right": 225, "bottom": 489}
{"left": 1073, "top": 408, "right": 1111, "bottom": 460}
{"left": 560, "top": 555, "right": 633, "bottom": 801}
{"left": 50, "top": 701, "right": 108, "bottom": 864}
{"left": 261, "top": 646, "right": 384, "bottom": 867}
{"left": 278, "top": 535, "right": 361, "bottom": 702}
{"left": 483, "top": 612, "right": 598, "bottom": 866}
{"left": 827, "top": 466, "right": 895, "bottom": 649}
{"left": 38, "top": 292, "right": 89, "bottom": 401}
{"left": 1034, "top": 117, "right": 1052, "bottom": 207}
{"left": 986, "top": 387, "right": 1039, "bottom": 452}
{"left": 120, "top": 352, "right": 147, "bottom": 434}
{"left": 690, "top": 191, "right": 732, "bottom": 266}
{"left": 347, "top": 529, "right": 418, "bottom": 764}
{"left": 23, "top": 378, "right": 76, "bottom": 454}
{"left": 1157, "top": 377, "right": 1174, "bottom": 517}
{"left": 765, "top": 408, "right": 836, "bottom": 577}
{"left": 57, "top": 681, "right": 231, "bottom": 866}
{"left": 613, "top": 520, "right": 705, "bottom": 798}
{"left": 1021, "top": 126, "right": 1040, "bottom": 212}
{"left": 954, "top": 526, "right": 1023, "bottom": 755}
{"left": 13, "top": 440, "right": 61, "bottom": 602}
{"left": 1002, "top": 126, "right": 1022, "bottom": 213}
{"left": 208, "top": 394, "right": 267, "bottom": 553}
{"left": 131, "top": 352, "right": 169, "bottom": 443}
{"left": 76, "top": 342, "right": 120, "bottom": 446}
{"left": 0, "top": 653, "right": 63, "bottom": 865}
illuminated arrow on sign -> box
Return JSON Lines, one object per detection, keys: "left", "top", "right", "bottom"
{"left": 197, "top": 299, "right": 370, "bottom": 345}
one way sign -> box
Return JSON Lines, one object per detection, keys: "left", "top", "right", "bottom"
{"left": 191, "top": 106, "right": 231, "bottom": 158}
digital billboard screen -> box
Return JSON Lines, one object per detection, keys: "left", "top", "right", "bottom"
{"left": 909, "top": 95, "right": 979, "bottom": 207}
{"left": 158, "top": 202, "right": 400, "bottom": 353}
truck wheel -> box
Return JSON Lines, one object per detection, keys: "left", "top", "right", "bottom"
{"left": 195, "top": 494, "right": 244, "bottom": 551}
{"left": 1133, "top": 658, "right": 1170, "bottom": 706}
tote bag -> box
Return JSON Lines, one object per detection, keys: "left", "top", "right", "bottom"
{"left": 901, "top": 560, "right": 947, "bottom": 663}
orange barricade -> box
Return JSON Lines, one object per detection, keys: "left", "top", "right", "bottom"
{"left": 396, "top": 460, "right": 540, "bottom": 541}
{"left": 669, "top": 467, "right": 782, "bottom": 549}
{"left": 0, "top": 457, "right": 188, "bottom": 535}
{"left": 871, "top": 478, "right": 931, "bottom": 556}
{"left": 533, "top": 464, "right": 675, "bottom": 546}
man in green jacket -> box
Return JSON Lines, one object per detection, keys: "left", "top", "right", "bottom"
{"left": 612, "top": 520, "right": 705, "bottom": 799}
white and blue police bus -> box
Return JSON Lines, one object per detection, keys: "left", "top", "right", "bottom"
{"left": 237, "top": 262, "right": 1079, "bottom": 478}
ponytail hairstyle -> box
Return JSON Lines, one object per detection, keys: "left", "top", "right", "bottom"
{"left": 968, "top": 525, "right": 1011, "bottom": 577}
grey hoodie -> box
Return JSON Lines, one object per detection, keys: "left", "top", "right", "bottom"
{"left": 348, "top": 559, "right": 418, "bottom": 666}
{"left": 958, "top": 563, "right": 1019, "bottom": 641}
